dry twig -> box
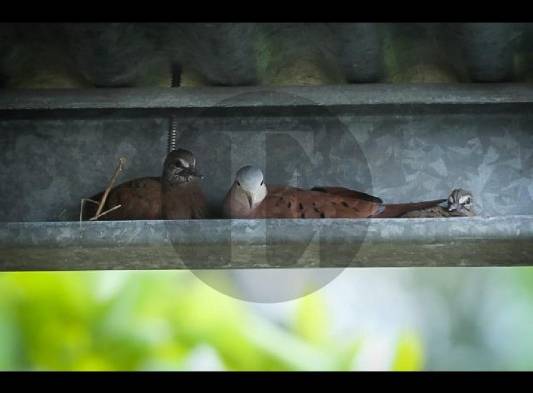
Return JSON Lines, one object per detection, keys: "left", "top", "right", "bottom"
{"left": 79, "top": 157, "right": 127, "bottom": 222}
{"left": 89, "top": 204, "right": 123, "bottom": 221}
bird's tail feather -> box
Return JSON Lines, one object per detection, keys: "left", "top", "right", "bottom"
{"left": 372, "top": 199, "right": 447, "bottom": 218}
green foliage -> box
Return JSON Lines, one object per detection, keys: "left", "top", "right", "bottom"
{"left": 0, "top": 271, "right": 423, "bottom": 370}
{"left": 391, "top": 332, "right": 424, "bottom": 371}
{"left": 293, "top": 292, "right": 329, "bottom": 345}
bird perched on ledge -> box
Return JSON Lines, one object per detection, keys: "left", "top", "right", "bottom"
{"left": 83, "top": 149, "right": 207, "bottom": 220}
{"left": 400, "top": 189, "right": 475, "bottom": 218}
{"left": 222, "top": 166, "right": 447, "bottom": 219}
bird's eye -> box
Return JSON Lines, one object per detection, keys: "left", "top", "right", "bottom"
{"left": 260, "top": 180, "right": 264, "bottom": 186}
{"left": 236, "top": 181, "right": 241, "bottom": 186}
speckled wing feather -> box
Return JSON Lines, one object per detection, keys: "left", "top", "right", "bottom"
{"left": 310, "top": 186, "right": 447, "bottom": 218}
{"left": 250, "top": 186, "right": 385, "bottom": 218}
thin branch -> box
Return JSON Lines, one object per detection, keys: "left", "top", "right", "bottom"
{"left": 89, "top": 204, "right": 123, "bottom": 221}
{"left": 93, "top": 157, "right": 127, "bottom": 219}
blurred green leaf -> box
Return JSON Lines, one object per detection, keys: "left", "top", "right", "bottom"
{"left": 293, "top": 292, "right": 328, "bottom": 345}
{"left": 391, "top": 332, "right": 424, "bottom": 371}
{"left": 0, "top": 270, "right": 425, "bottom": 371}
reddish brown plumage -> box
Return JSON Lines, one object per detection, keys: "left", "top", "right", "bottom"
{"left": 373, "top": 199, "right": 448, "bottom": 218}
{"left": 225, "top": 185, "right": 385, "bottom": 219}
{"left": 311, "top": 186, "right": 446, "bottom": 218}
{"left": 83, "top": 149, "right": 207, "bottom": 221}
{"left": 161, "top": 181, "right": 207, "bottom": 219}
{"left": 224, "top": 183, "right": 446, "bottom": 219}
{"left": 83, "top": 177, "right": 162, "bottom": 220}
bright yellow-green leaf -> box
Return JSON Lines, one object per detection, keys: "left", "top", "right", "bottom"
{"left": 392, "top": 332, "right": 424, "bottom": 371}
{"left": 293, "top": 292, "right": 328, "bottom": 345}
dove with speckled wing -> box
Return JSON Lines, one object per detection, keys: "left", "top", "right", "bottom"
{"left": 223, "top": 166, "right": 446, "bottom": 219}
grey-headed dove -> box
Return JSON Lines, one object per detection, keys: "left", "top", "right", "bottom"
{"left": 222, "top": 166, "right": 447, "bottom": 219}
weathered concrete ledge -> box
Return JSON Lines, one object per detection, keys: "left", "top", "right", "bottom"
{"left": 0, "top": 216, "right": 531, "bottom": 270}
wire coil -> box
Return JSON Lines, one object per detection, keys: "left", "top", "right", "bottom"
{"left": 168, "top": 64, "right": 181, "bottom": 153}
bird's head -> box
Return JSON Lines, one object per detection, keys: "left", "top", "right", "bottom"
{"left": 233, "top": 165, "right": 268, "bottom": 209}
{"left": 447, "top": 188, "right": 473, "bottom": 214}
{"left": 163, "top": 149, "right": 203, "bottom": 185}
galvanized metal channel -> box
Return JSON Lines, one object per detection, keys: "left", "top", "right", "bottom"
{"left": 0, "top": 85, "right": 532, "bottom": 270}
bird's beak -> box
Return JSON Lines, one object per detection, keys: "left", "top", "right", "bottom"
{"left": 246, "top": 192, "right": 253, "bottom": 209}
{"left": 182, "top": 168, "right": 204, "bottom": 180}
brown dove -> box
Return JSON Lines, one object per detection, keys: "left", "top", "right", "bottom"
{"left": 400, "top": 189, "right": 475, "bottom": 218}
{"left": 222, "top": 166, "right": 446, "bottom": 219}
{"left": 83, "top": 149, "right": 207, "bottom": 220}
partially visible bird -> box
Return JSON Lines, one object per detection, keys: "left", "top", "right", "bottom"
{"left": 222, "top": 166, "right": 446, "bottom": 219}
{"left": 83, "top": 149, "right": 207, "bottom": 220}
{"left": 400, "top": 189, "right": 475, "bottom": 218}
